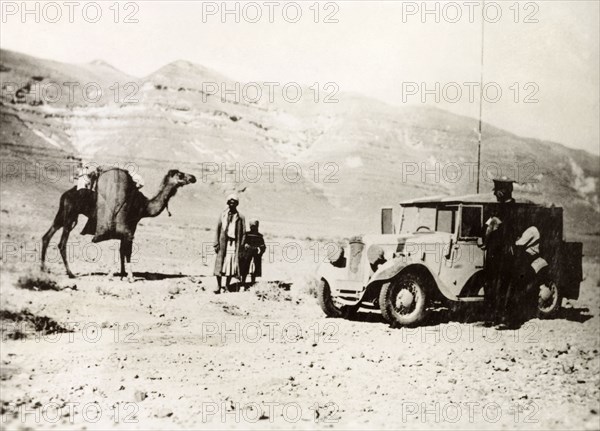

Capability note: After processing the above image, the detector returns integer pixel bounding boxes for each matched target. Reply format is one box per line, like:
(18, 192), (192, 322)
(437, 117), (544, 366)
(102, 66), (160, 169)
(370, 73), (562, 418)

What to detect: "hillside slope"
(1, 48), (598, 245)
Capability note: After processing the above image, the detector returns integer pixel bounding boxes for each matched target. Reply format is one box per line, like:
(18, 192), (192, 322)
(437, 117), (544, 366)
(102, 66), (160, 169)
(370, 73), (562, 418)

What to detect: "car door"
(438, 205), (485, 298)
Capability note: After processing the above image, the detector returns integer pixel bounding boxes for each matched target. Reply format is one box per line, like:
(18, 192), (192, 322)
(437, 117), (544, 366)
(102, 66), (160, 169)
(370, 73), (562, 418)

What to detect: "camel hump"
(92, 168), (137, 243)
(97, 167), (134, 183)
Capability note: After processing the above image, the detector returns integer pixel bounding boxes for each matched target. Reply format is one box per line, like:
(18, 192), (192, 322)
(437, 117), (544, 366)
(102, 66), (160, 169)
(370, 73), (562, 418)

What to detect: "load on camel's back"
(88, 168), (146, 243)
(41, 168), (197, 281)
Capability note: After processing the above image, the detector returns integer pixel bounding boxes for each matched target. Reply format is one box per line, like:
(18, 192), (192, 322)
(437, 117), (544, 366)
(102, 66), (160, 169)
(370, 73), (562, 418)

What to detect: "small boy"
(240, 220), (266, 289)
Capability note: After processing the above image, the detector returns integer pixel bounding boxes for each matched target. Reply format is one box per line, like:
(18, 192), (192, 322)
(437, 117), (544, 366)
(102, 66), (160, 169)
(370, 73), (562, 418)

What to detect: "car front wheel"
(379, 273), (427, 326)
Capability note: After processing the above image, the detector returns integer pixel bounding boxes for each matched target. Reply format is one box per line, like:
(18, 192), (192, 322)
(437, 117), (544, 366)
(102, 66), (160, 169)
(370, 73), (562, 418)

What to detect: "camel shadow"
(224, 280), (292, 293)
(131, 272), (187, 281)
(78, 271), (110, 277)
(76, 272), (188, 281)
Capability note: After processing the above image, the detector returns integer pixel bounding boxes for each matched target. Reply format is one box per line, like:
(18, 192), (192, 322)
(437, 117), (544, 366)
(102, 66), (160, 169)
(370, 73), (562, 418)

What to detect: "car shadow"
(347, 311), (386, 324)
(416, 307), (489, 327)
(552, 306), (593, 323)
(344, 305), (485, 326)
(351, 305), (594, 329)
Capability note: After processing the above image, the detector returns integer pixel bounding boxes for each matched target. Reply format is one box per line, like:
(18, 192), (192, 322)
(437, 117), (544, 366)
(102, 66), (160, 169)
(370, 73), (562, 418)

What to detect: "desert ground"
(1, 198), (599, 431)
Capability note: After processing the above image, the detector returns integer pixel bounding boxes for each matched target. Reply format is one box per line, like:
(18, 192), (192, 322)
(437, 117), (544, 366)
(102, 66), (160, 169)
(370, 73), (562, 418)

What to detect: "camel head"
(142, 169), (196, 218)
(165, 169), (197, 189)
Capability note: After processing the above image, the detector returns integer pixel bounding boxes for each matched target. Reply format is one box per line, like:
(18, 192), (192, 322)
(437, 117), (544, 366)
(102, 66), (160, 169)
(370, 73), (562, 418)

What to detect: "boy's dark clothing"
(240, 232), (266, 278)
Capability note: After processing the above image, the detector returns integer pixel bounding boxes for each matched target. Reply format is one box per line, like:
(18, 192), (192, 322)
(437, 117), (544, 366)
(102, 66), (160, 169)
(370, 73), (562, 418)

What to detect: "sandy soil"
(1, 206), (599, 430)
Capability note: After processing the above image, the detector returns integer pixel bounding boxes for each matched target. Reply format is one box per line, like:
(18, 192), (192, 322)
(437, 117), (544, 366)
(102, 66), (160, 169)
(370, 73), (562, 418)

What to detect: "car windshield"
(399, 207), (437, 233)
(436, 208), (455, 233)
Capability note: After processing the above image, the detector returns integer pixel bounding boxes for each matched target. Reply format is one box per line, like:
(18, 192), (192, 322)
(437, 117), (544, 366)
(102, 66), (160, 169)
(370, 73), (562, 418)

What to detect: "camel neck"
(145, 181), (177, 217)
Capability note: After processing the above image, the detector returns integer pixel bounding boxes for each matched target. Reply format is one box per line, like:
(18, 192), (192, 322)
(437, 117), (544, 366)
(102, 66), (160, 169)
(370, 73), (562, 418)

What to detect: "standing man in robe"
(213, 193), (245, 293)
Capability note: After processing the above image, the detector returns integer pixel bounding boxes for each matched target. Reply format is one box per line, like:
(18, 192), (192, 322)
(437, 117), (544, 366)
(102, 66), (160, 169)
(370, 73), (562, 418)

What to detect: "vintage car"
(316, 194), (583, 326)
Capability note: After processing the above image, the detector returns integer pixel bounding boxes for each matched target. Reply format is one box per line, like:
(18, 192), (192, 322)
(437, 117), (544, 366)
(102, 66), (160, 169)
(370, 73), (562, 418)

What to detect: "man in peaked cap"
(482, 216), (514, 325)
(482, 175), (518, 326)
(492, 176), (516, 204)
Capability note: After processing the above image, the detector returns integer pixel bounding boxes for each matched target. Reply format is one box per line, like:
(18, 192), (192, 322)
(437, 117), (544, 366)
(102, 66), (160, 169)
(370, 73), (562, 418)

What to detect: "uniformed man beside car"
(482, 216), (514, 325)
(483, 176), (518, 326)
(492, 176), (516, 204)
(486, 176), (544, 327)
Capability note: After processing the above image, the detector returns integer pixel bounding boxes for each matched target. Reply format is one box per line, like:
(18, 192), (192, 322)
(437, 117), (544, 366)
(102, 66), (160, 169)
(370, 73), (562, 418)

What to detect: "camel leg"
(119, 241), (127, 278)
(42, 198), (70, 272)
(120, 240), (134, 283)
(41, 224), (60, 272)
(58, 227), (75, 278)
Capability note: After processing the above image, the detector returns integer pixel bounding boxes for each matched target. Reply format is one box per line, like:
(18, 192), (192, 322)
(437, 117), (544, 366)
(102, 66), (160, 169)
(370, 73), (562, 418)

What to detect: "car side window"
(460, 206), (483, 239)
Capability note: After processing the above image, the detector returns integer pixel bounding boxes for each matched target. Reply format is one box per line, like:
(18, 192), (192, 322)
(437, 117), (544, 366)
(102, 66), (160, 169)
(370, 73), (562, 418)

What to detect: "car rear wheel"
(379, 274), (427, 326)
(538, 280), (561, 318)
(317, 279), (343, 318)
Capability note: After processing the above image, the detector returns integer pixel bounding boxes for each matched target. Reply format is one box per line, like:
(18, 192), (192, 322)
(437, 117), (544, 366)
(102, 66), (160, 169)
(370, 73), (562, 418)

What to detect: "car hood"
(360, 234), (413, 246)
(401, 232), (453, 258)
(359, 232), (452, 247)
(403, 231), (453, 246)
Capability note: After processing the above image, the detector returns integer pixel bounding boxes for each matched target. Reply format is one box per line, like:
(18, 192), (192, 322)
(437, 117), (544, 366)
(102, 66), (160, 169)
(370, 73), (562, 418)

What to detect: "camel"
(41, 169), (196, 281)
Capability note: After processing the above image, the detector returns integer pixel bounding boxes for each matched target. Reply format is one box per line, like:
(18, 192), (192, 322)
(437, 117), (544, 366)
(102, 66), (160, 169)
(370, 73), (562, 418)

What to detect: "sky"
(1, 0), (599, 155)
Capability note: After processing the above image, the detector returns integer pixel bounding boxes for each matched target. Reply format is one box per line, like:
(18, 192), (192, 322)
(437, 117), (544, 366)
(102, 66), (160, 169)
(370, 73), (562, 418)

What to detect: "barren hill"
(1, 48), (598, 249)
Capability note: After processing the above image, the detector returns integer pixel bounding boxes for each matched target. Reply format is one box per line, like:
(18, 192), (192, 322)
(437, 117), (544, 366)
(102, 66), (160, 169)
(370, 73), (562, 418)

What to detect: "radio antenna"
(476, 0), (485, 194)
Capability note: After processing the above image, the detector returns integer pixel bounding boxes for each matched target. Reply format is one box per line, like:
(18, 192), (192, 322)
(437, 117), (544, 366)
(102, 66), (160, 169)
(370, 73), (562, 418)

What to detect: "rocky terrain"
(0, 221), (599, 430)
